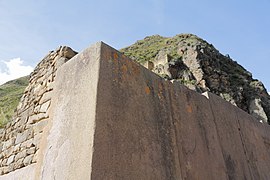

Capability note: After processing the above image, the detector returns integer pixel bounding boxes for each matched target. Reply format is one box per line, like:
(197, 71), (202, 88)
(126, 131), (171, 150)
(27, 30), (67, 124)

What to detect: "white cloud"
(0, 58), (33, 85)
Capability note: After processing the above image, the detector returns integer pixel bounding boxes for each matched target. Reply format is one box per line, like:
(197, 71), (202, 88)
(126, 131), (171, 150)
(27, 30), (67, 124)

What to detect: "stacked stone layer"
(0, 46), (77, 175)
(0, 42), (269, 179)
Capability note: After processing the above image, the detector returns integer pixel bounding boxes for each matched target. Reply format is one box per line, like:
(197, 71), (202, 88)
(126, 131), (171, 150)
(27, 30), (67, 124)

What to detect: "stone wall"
(121, 34), (270, 124)
(0, 46), (76, 175)
(39, 42), (270, 179)
(0, 42), (270, 179)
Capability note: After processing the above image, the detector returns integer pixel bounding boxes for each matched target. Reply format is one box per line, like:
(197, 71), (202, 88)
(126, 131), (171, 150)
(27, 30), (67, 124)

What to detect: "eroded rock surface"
(121, 34), (270, 123)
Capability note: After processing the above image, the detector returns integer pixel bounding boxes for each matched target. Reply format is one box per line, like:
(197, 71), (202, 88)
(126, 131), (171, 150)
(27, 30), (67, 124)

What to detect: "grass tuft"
(0, 76), (29, 128)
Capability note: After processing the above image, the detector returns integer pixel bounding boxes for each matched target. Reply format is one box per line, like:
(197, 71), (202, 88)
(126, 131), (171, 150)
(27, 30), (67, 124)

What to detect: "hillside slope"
(1, 34), (269, 126)
(121, 34), (270, 124)
(0, 76), (29, 127)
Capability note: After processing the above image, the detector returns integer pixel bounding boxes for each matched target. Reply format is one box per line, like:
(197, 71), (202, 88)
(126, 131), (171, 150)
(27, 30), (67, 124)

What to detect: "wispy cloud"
(0, 58), (33, 85)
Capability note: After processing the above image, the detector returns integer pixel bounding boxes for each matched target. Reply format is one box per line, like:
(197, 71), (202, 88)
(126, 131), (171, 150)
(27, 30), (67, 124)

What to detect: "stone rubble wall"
(0, 46), (77, 175)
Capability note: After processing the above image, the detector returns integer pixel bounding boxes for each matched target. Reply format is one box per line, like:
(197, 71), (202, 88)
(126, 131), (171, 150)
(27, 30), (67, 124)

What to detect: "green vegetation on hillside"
(120, 34), (211, 64)
(121, 33), (270, 123)
(0, 76), (29, 128)
(1, 33), (269, 126)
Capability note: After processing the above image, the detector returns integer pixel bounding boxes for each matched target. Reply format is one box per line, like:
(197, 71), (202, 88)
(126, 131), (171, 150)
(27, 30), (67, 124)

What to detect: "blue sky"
(0, 0), (269, 91)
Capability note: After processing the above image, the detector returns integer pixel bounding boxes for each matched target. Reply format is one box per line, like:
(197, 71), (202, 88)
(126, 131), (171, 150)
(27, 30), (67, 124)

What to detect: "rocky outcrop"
(0, 41), (270, 179)
(0, 46), (77, 175)
(121, 34), (270, 124)
(41, 42), (270, 179)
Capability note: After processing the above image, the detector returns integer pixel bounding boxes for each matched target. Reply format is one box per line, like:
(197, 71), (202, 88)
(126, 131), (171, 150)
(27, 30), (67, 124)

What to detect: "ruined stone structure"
(0, 42), (270, 179)
(0, 46), (77, 176)
(121, 34), (270, 124)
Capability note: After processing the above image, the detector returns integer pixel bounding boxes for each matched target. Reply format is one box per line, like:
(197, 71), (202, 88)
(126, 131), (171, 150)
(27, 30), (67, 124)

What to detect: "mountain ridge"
(120, 34), (270, 123)
(0, 33), (269, 126)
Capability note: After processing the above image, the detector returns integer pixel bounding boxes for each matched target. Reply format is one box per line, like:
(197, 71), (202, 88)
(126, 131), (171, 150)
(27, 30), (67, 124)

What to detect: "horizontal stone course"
(0, 46), (77, 175)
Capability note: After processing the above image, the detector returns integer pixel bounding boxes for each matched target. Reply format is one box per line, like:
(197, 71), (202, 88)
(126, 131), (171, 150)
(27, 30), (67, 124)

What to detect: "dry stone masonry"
(0, 46), (77, 175)
(0, 42), (270, 179)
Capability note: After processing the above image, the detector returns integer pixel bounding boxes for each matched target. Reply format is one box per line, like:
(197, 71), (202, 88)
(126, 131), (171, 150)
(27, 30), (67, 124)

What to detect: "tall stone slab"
(208, 92), (270, 179)
(90, 43), (229, 179)
(36, 42), (270, 179)
(38, 43), (101, 179)
(237, 108), (270, 179)
(92, 43), (180, 179)
(207, 92), (253, 179)
(1, 42), (270, 179)
(170, 86), (227, 179)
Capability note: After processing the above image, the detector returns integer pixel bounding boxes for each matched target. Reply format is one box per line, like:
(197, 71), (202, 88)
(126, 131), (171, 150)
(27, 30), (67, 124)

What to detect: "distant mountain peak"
(121, 34), (270, 124)
(1, 34), (270, 126)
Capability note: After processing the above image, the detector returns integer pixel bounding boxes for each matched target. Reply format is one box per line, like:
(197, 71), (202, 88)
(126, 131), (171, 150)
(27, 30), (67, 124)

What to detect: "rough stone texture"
(121, 34), (270, 124)
(40, 43), (101, 180)
(42, 42), (270, 179)
(0, 164), (36, 180)
(1, 42), (270, 179)
(0, 46), (77, 175)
